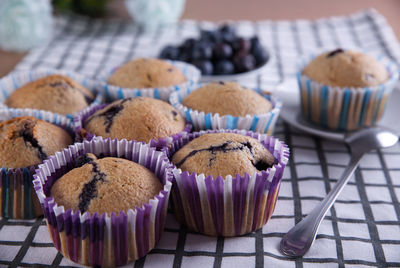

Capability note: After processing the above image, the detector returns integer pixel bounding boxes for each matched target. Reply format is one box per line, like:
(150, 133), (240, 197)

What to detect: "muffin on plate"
(172, 132), (276, 178)
(79, 97), (188, 143)
(169, 81), (281, 134)
(107, 58), (186, 88)
(33, 138), (173, 267)
(0, 113), (73, 219)
(51, 153), (162, 215)
(168, 130), (289, 237)
(5, 74), (95, 115)
(298, 48), (398, 131)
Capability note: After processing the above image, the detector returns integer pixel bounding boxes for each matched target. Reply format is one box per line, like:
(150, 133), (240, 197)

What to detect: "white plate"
(200, 58), (269, 82)
(276, 79), (400, 142)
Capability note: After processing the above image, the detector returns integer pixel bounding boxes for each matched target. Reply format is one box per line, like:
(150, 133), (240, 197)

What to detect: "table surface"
(1, 0), (400, 77)
(0, 7), (400, 267)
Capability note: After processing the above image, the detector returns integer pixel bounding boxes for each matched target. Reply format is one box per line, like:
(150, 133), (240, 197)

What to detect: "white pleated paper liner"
(0, 109), (75, 219)
(164, 129), (290, 237)
(297, 53), (399, 131)
(169, 85), (282, 135)
(33, 137), (173, 267)
(98, 60), (201, 102)
(73, 103), (193, 150)
(0, 68), (104, 122)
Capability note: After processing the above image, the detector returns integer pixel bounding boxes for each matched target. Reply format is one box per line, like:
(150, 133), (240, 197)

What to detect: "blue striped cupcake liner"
(169, 84), (282, 135)
(73, 103), (192, 150)
(298, 53), (399, 131)
(0, 68), (104, 122)
(98, 60), (201, 102)
(0, 109), (75, 219)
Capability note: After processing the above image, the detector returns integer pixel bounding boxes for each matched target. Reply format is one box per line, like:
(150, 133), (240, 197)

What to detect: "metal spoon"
(280, 127), (399, 257)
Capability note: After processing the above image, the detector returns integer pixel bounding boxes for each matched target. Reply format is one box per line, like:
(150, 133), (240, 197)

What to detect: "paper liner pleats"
(169, 85), (282, 135)
(73, 103), (192, 149)
(33, 138), (173, 267)
(0, 68), (104, 121)
(99, 60), (201, 102)
(0, 109), (74, 219)
(165, 129), (289, 237)
(297, 54), (399, 131)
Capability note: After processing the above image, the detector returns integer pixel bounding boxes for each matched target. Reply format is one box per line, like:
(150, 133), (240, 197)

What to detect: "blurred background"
(1, 0), (399, 76)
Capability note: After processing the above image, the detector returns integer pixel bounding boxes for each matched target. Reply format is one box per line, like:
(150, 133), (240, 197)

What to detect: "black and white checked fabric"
(1, 8), (400, 268)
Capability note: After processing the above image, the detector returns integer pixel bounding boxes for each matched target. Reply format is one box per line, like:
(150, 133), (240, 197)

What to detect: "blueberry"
(159, 45), (180, 60)
(182, 38), (196, 50)
(213, 43), (233, 59)
(214, 59), (235, 75)
(219, 24), (236, 43)
(200, 30), (220, 43)
(233, 54), (256, 73)
(192, 60), (214, 75)
(232, 38), (251, 52)
(191, 42), (213, 60)
(251, 41), (269, 66)
(219, 24), (236, 35)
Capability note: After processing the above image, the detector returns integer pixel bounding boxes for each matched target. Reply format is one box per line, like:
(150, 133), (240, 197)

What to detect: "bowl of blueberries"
(159, 24), (269, 82)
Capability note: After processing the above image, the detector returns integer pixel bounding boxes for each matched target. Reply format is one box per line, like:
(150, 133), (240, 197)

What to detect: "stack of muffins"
(0, 56), (293, 267)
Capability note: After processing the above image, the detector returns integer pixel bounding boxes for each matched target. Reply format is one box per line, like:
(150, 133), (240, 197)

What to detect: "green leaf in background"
(52, 0), (108, 17)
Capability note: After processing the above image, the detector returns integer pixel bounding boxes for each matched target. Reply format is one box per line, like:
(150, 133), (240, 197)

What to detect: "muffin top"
(182, 81), (272, 117)
(83, 97), (186, 142)
(107, 58), (186, 88)
(172, 133), (276, 178)
(5, 74), (94, 115)
(0, 116), (73, 168)
(302, 49), (389, 88)
(51, 153), (162, 215)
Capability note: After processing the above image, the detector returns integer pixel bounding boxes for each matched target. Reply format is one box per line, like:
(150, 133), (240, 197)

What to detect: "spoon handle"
(280, 151), (364, 257)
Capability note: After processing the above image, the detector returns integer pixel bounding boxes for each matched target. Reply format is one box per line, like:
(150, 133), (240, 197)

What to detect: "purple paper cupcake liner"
(33, 137), (173, 267)
(73, 103), (192, 150)
(0, 68), (104, 122)
(165, 129), (289, 237)
(98, 60), (201, 102)
(0, 109), (75, 219)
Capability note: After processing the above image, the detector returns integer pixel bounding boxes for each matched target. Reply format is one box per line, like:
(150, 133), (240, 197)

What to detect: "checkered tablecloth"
(1, 8), (400, 268)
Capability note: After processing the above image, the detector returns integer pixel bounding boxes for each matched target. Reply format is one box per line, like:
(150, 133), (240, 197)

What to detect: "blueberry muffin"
(182, 81), (272, 117)
(51, 153), (162, 215)
(5, 74), (95, 115)
(107, 58), (186, 88)
(0, 116), (73, 168)
(302, 49), (389, 88)
(83, 97), (186, 142)
(172, 133), (275, 178)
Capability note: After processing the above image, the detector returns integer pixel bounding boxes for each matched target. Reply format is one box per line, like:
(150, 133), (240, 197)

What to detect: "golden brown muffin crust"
(5, 74), (94, 115)
(107, 58), (186, 88)
(51, 153), (163, 215)
(302, 49), (389, 88)
(84, 97), (186, 142)
(172, 133), (275, 178)
(0, 116), (73, 168)
(182, 81), (272, 117)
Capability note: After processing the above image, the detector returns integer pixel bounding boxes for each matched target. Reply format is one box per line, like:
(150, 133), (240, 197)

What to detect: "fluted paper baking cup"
(0, 109), (74, 219)
(0, 68), (104, 122)
(169, 85), (282, 135)
(99, 60), (201, 102)
(165, 129), (289, 237)
(297, 54), (399, 131)
(73, 103), (192, 149)
(33, 137), (173, 267)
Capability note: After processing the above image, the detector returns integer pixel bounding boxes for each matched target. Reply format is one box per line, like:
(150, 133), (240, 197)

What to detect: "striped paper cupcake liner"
(164, 129), (289, 237)
(0, 109), (74, 219)
(169, 85), (282, 135)
(33, 137), (173, 267)
(73, 103), (192, 150)
(0, 68), (104, 122)
(297, 53), (399, 131)
(98, 60), (201, 102)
